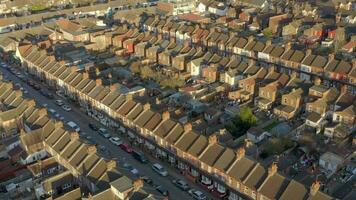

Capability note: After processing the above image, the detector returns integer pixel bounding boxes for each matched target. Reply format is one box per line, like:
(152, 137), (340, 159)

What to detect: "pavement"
(0, 65), (218, 200)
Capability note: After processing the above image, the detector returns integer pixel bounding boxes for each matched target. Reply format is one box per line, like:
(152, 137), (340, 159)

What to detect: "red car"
(120, 143), (133, 153)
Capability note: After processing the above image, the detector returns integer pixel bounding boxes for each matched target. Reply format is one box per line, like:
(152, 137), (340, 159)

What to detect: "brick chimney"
(248, 35), (254, 43)
(70, 66), (77, 73)
(155, 97), (161, 105)
(106, 160), (117, 170)
(87, 145), (97, 154)
(184, 122), (192, 132)
(70, 132), (79, 141)
(95, 79), (102, 86)
(49, 55), (56, 61)
(15, 90), (23, 97)
(110, 84), (117, 92)
(236, 147), (245, 160)
(285, 42), (292, 50)
(310, 181), (320, 196)
(306, 49), (312, 56)
(133, 178), (144, 191)
(82, 72), (89, 79)
(143, 103), (151, 110)
(328, 53), (335, 61)
(38, 108), (48, 117)
(162, 111), (170, 121)
(54, 121), (63, 129)
(352, 59), (356, 68)
(266, 39), (272, 46)
(248, 59), (256, 67)
(27, 99), (36, 107)
(126, 94), (133, 101)
(268, 162), (278, 176)
(208, 134), (217, 145)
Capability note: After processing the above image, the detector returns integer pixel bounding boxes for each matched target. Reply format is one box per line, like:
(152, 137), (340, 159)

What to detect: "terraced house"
(0, 78), (162, 199)
(15, 42), (334, 200)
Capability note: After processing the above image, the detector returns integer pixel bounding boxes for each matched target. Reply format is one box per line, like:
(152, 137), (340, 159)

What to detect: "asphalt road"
(0, 66), (218, 200)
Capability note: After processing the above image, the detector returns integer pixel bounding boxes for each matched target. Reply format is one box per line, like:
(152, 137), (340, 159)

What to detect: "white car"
(109, 137), (122, 146)
(55, 99), (64, 106)
(189, 189), (207, 200)
(62, 105), (71, 111)
(152, 163), (168, 176)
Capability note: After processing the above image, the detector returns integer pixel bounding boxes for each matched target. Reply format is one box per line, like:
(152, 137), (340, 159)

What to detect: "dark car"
(155, 185), (169, 196)
(172, 179), (190, 191)
(88, 123), (99, 131)
(141, 176), (153, 185)
(132, 150), (148, 163)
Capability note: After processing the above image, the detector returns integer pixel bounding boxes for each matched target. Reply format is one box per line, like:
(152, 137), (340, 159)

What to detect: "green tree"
(140, 66), (154, 79)
(238, 107), (257, 130)
(262, 28), (273, 38)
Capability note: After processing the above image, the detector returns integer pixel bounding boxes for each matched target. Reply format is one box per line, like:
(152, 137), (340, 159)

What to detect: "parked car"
(67, 121), (80, 132)
(98, 128), (110, 138)
(55, 99), (64, 106)
(141, 176), (153, 185)
(189, 189), (206, 200)
(172, 179), (190, 191)
(33, 84), (41, 90)
(109, 137), (122, 146)
(88, 123), (99, 131)
(119, 143), (133, 153)
(132, 150), (148, 163)
(62, 104), (71, 111)
(152, 163), (168, 176)
(155, 185), (169, 196)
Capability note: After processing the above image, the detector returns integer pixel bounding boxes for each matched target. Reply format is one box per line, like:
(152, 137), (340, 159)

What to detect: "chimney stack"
(38, 108), (48, 117)
(83, 72), (89, 79)
(70, 66), (77, 73)
(110, 84), (117, 92)
(162, 111), (170, 121)
(184, 122), (192, 132)
(133, 178), (144, 191)
(126, 94), (133, 101)
(248, 35), (254, 43)
(54, 121), (63, 129)
(87, 145), (97, 154)
(95, 79), (102, 86)
(15, 90), (23, 97)
(143, 103), (151, 110)
(328, 54), (335, 61)
(70, 132), (79, 141)
(310, 181), (321, 196)
(236, 147), (245, 160)
(208, 134), (217, 145)
(106, 160), (117, 170)
(266, 39), (272, 46)
(27, 99), (36, 107)
(268, 162), (278, 176)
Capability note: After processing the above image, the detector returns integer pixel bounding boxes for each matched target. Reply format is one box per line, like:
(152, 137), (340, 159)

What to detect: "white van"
(67, 121), (80, 132)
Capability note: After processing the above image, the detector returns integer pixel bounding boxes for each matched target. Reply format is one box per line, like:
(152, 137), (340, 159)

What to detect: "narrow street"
(0, 66), (218, 200)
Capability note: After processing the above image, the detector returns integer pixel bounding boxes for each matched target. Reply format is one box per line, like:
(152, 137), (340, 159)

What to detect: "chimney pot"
(70, 66), (77, 72)
(184, 123), (192, 132)
(27, 99), (36, 107)
(268, 162), (278, 176)
(54, 121), (63, 129)
(133, 178), (144, 191)
(162, 111), (170, 121)
(106, 160), (116, 170)
(236, 147), (245, 160)
(310, 181), (321, 196)
(96, 79), (102, 86)
(82, 72), (89, 79)
(208, 134), (217, 145)
(126, 94), (133, 101)
(70, 132), (79, 141)
(38, 108), (48, 117)
(143, 103), (151, 110)
(87, 145), (97, 154)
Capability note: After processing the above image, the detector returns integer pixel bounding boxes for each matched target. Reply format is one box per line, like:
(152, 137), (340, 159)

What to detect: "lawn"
(263, 120), (280, 132)
(31, 4), (48, 11)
